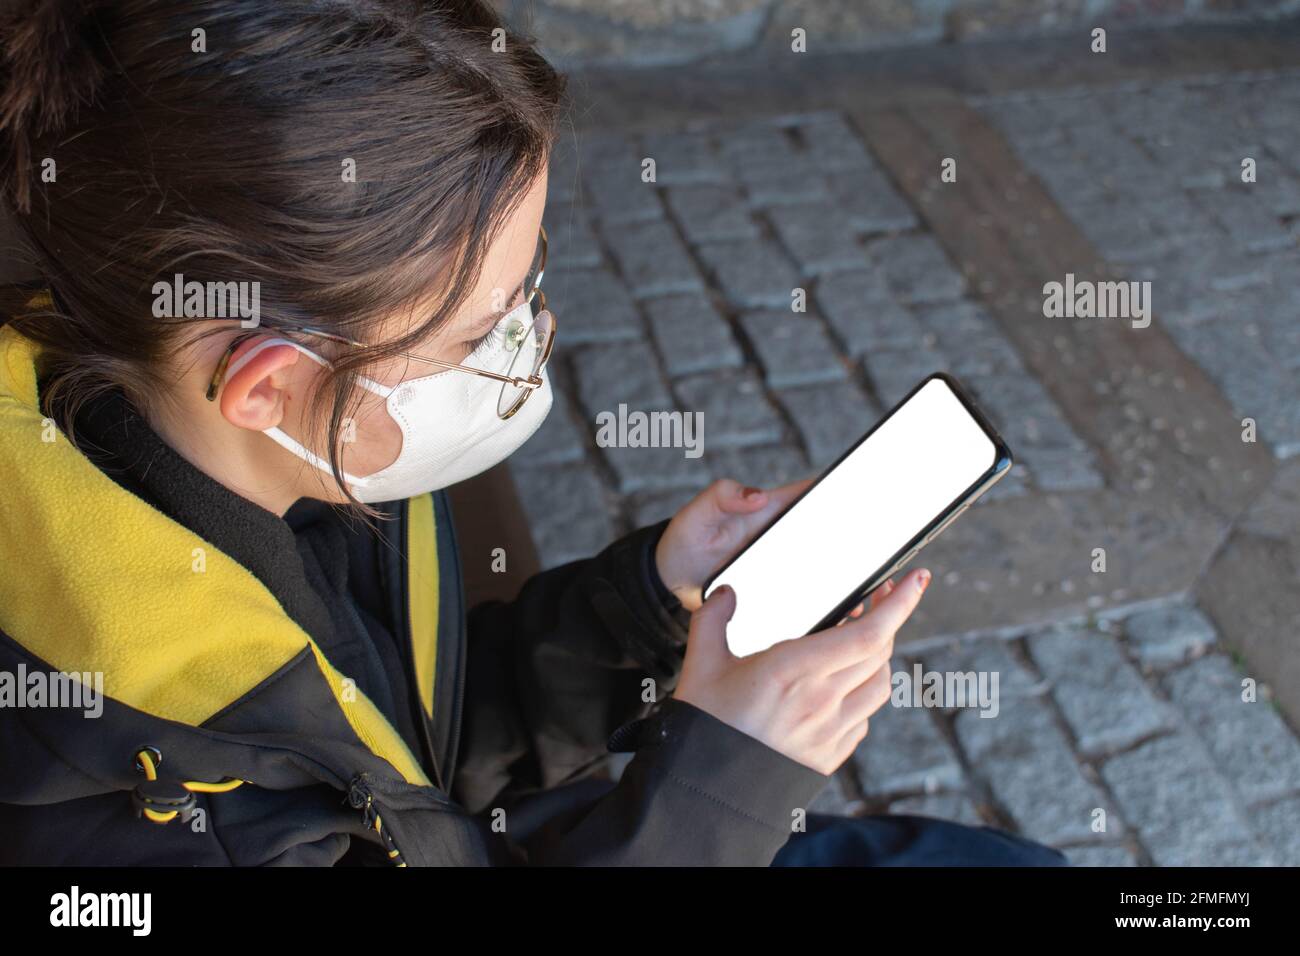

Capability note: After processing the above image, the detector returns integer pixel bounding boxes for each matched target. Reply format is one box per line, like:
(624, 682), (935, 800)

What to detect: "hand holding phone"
(674, 565), (931, 775)
(703, 373), (1012, 657)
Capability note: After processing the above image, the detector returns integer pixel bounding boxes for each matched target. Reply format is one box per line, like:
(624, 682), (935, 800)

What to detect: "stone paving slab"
(510, 460), (618, 567)
(1065, 845), (1140, 868)
(952, 692), (1117, 847)
(1249, 796), (1300, 867)
(1122, 605), (1219, 669)
(1161, 655), (1300, 807)
(775, 381), (880, 469)
(1198, 457), (1300, 733)
(1027, 627), (1177, 758)
(849, 699), (965, 800)
(1100, 733), (1268, 867)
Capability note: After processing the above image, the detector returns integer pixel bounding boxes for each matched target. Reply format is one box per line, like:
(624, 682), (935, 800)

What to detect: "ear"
(217, 338), (306, 431)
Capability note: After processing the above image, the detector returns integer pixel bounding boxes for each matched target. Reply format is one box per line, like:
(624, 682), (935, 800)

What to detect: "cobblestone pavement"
(515, 107), (1104, 563)
(508, 62), (1300, 864)
(978, 70), (1300, 457)
(811, 602), (1300, 867)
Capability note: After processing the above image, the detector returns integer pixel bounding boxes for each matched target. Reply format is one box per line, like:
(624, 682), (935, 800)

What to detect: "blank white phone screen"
(705, 377), (998, 657)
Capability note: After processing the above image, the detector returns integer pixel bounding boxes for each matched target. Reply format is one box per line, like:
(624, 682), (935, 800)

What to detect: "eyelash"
(467, 319), (506, 356)
(466, 284), (525, 354)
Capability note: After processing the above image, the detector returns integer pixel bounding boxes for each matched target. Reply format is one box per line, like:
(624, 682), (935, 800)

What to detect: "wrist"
(648, 522), (681, 609)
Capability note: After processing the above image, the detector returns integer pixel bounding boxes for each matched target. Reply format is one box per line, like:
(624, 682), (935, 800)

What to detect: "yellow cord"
(135, 750), (406, 864)
(185, 778), (246, 793)
(135, 749), (248, 825)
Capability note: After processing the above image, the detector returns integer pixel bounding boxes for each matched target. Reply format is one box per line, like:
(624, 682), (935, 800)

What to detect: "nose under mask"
(223, 301), (552, 502)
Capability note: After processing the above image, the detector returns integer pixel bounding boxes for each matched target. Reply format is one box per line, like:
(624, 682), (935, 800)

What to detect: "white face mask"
(225, 298), (552, 502)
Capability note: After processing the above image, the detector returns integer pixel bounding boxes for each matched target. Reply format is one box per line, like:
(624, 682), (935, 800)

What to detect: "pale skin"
(142, 161), (930, 777)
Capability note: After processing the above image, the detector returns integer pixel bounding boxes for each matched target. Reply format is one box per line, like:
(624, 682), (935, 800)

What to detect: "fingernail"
(742, 486), (763, 500)
(714, 584), (733, 598)
(882, 580), (895, 595)
(916, 569), (931, 592)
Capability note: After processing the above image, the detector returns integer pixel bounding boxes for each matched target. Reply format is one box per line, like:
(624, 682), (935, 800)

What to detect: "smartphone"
(702, 372), (1012, 657)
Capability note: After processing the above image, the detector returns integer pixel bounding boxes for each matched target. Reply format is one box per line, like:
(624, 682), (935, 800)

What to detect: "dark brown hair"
(0, 0), (565, 509)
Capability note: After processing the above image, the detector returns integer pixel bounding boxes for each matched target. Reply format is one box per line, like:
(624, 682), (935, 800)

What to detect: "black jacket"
(0, 324), (829, 865)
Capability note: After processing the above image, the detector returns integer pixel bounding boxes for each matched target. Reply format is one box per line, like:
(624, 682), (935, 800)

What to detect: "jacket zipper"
(346, 774), (407, 865)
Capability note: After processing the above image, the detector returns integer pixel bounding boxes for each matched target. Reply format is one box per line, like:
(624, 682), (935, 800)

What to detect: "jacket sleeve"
(526, 696), (831, 866)
(454, 518), (692, 809)
(454, 519), (831, 866)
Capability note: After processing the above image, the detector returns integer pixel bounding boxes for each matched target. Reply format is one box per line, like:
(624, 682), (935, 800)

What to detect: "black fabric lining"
(291, 497), (425, 762)
(431, 490), (464, 786)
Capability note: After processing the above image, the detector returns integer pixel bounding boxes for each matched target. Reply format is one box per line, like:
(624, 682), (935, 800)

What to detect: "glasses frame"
(205, 225), (555, 420)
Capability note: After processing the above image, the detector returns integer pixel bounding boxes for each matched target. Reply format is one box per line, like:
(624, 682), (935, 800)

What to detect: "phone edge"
(703, 371), (1014, 654)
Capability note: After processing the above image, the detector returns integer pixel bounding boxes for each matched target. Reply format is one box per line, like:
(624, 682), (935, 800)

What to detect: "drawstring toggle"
(132, 779), (198, 824)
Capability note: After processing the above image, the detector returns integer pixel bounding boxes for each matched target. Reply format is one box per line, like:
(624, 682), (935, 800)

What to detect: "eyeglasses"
(206, 225), (555, 420)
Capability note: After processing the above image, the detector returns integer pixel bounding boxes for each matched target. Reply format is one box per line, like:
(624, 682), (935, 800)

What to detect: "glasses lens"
(498, 307), (553, 418)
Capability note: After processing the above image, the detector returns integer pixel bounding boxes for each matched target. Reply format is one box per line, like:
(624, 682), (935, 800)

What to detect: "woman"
(0, 0), (1063, 866)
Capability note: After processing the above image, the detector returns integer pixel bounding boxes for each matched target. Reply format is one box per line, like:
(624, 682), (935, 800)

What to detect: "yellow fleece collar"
(0, 324), (428, 785)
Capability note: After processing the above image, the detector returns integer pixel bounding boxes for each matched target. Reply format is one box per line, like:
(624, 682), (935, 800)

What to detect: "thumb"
(687, 583), (738, 664)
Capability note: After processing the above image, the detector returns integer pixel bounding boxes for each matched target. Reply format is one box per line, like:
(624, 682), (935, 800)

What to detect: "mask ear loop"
(222, 336), (375, 489)
(223, 336), (323, 380)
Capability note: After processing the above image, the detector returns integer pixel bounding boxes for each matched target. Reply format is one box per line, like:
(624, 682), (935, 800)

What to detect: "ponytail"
(0, 0), (109, 213)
